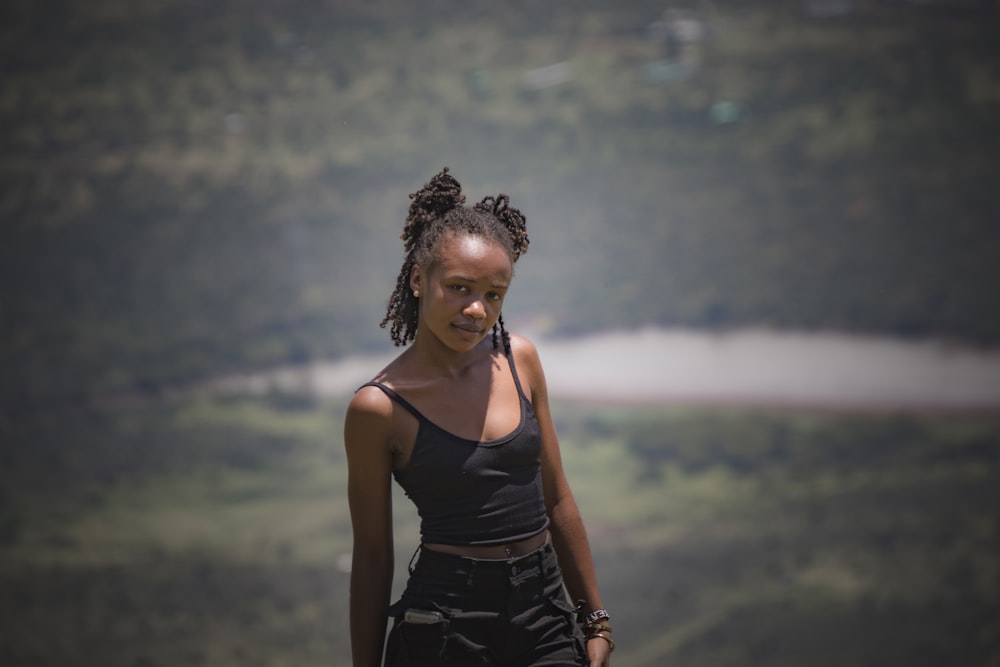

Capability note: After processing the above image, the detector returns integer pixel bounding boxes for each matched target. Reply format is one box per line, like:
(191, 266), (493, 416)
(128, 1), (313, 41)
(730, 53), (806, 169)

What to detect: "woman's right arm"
(344, 387), (396, 667)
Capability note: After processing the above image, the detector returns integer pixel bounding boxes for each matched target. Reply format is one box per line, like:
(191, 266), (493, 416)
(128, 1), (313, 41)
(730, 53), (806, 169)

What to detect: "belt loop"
(536, 541), (549, 573)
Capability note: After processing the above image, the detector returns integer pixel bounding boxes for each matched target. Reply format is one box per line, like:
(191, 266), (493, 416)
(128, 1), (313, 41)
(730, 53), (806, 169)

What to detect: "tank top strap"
(357, 382), (428, 423)
(504, 343), (530, 404)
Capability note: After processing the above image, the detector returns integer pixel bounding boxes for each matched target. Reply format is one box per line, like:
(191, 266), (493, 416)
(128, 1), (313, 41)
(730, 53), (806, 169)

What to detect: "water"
(208, 328), (1000, 411)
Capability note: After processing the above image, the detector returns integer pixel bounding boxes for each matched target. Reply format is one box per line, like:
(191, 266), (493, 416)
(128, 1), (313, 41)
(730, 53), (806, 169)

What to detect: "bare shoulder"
(509, 332), (541, 365)
(346, 349), (411, 419)
(344, 384), (396, 455)
(509, 333), (548, 392)
(347, 383), (394, 418)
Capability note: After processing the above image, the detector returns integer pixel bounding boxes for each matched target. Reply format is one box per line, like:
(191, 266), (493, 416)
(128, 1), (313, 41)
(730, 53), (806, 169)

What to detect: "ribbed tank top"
(359, 348), (550, 546)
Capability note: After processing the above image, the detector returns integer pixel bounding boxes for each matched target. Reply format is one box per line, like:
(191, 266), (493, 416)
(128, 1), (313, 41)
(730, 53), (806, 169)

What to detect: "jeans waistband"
(410, 539), (557, 579)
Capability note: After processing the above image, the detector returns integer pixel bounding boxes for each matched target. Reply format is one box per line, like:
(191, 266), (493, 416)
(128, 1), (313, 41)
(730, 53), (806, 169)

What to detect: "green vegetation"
(2, 396), (998, 666)
(2, 1), (999, 664)
(3, 0), (1000, 408)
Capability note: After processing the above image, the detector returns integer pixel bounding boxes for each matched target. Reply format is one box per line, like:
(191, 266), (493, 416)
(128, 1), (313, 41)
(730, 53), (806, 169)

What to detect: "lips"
(452, 322), (483, 336)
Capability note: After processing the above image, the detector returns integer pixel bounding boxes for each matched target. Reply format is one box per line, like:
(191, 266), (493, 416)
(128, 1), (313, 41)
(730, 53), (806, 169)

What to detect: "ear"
(409, 263), (423, 296)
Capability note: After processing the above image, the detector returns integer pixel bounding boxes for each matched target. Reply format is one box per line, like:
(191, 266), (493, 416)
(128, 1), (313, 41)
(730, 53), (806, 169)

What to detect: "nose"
(464, 298), (486, 320)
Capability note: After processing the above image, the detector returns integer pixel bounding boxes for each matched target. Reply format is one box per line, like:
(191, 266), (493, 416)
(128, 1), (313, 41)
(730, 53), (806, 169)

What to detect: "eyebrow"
(449, 275), (509, 290)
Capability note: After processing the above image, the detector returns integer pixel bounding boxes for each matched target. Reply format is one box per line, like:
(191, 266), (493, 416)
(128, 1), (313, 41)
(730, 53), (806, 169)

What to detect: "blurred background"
(2, 0), (999, 665)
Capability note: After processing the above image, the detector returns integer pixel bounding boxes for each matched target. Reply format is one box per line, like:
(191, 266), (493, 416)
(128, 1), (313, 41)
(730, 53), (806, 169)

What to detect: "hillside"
(2, 394), (998, 666)
(2, 4), (1000, 663)
(3, 0), (1000, 408)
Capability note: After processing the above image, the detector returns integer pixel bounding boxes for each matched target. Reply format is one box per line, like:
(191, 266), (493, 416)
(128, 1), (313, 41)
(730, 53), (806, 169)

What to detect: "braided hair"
(380, 167), (529, 351)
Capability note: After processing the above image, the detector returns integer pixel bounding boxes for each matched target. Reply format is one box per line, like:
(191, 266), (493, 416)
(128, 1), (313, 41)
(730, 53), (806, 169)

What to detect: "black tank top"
(360, 348), (550, 546)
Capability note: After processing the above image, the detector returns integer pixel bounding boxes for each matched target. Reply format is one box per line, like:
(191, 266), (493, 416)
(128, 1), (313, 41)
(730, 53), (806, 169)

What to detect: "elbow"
(350, 550), (394, 608)
(352, 543), (394, 577)
(544, 481), (579, 517)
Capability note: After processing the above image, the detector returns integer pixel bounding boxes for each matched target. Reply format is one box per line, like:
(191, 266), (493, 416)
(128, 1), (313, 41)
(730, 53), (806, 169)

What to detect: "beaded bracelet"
(585, 608), (611, 624)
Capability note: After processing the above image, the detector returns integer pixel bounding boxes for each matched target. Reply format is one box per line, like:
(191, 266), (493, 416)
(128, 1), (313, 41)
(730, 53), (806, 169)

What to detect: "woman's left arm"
(512, 335), (612, 666)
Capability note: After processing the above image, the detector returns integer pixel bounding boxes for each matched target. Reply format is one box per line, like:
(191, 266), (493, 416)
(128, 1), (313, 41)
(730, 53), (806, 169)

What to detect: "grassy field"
(2, 394), (998, 666)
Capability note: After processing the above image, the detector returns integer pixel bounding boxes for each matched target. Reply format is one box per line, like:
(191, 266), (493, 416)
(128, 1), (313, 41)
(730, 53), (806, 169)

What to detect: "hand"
(586, 635), (612, 667)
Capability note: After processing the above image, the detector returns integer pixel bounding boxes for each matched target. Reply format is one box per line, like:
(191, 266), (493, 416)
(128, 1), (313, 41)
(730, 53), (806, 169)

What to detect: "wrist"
(584, 608), (610, 625)
(586, 630), (616, 653)
(578, 605), (615, 653)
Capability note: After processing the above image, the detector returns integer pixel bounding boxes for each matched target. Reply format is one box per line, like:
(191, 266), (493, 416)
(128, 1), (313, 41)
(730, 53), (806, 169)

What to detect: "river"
(205, 327), (1000, 411)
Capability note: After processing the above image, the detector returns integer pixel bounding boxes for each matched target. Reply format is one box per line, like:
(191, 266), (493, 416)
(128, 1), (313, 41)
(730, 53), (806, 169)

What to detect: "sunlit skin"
(409, 233), (512, 359)
(344, 232), (610, 667)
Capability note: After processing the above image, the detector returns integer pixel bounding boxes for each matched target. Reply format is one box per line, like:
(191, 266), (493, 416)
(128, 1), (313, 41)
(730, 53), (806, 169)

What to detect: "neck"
(409, 333), (491, 380)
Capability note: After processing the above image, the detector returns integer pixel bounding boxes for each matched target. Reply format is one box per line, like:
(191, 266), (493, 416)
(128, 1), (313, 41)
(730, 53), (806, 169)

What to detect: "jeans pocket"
(542, 591), (589, 666)
(542, 581), (578, 619)
(385, 604), (451, 667)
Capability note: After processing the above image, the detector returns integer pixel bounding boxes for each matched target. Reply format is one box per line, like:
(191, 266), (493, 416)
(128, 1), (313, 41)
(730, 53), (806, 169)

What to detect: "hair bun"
(475, 193), (529, 260)
(403, 167), (465, 251)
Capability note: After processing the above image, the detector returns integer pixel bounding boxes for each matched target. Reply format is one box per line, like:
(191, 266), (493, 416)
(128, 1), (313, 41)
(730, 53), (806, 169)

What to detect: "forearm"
(548, 493), (604, 614)
(549, 496), (614, 665)
(349, 558), (393, 667)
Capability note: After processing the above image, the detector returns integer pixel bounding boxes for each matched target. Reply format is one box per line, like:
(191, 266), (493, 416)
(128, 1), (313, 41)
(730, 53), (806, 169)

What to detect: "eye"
(488, 292), (504, 302)
(450, 284), (469, 294)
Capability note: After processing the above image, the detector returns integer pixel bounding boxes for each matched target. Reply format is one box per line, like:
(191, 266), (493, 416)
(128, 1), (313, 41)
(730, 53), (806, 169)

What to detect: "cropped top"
(360, 349), (550, 546)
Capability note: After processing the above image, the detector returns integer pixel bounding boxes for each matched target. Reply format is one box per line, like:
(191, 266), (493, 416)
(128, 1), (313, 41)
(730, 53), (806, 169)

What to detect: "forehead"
(433, 233), (513, 281)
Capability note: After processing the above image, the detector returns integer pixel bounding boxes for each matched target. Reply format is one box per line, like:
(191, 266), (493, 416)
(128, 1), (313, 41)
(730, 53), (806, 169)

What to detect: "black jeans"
(384, 542), (588, 666)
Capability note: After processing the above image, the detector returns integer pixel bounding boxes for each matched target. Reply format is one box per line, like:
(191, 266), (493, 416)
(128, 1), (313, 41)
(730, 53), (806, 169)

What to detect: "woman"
(345, 167), (612, 666)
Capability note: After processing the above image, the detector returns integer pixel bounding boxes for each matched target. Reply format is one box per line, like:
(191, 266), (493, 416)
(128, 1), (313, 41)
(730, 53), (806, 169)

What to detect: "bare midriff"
(423, 530), (550, 561)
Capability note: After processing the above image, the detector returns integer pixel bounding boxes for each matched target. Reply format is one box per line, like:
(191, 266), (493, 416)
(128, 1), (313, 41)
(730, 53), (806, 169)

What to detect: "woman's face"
(410, 232), (514, 352)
